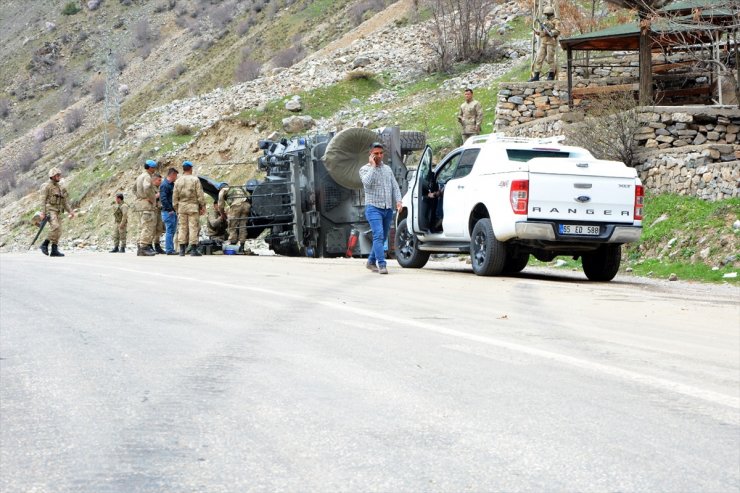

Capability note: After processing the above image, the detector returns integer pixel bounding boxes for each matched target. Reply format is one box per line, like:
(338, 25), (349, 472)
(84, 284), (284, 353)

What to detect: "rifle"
(29, 215), (49, 248)
(537, 18), (554, 38)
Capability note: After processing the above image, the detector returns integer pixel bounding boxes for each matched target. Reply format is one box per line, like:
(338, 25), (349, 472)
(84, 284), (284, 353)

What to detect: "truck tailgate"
(527, 158), (637, 223)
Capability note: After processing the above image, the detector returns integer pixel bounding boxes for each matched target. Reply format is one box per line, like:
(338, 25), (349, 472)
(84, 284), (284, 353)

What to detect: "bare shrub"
(345, 69), (375, 81)
(61, 159), (78, 173)
(174, 123), (193, 135)
(0, 166), (18, 197)
(565, 91), (643, 167)
(64, 108), (85, 133)
(14, 178), (36, 200)
(84, 59), (95, 72)
(350, 0), (384, 26)
(209, 4), (233, 29)
(115, 52), (127, 71)
(426, 0), (496, 71)
(90, 76), (106, 102)
(168, 63), (187, 79)
(134, 19), (158, 48)
(0, 98), (10, 119)
(34, 123), (55, 142)
(236, 19), (253, 36)
(235, 57), (262, 82)
(18, 143), (43, 173)
(270, 44), (305, 69)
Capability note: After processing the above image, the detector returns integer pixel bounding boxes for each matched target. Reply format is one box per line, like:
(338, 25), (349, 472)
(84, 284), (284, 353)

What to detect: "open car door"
(412, 145), (433, 233)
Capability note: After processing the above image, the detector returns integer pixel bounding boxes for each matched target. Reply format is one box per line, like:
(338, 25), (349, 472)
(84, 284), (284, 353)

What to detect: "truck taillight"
(634, 185), (644, 220)
(510, 180), (529, 215)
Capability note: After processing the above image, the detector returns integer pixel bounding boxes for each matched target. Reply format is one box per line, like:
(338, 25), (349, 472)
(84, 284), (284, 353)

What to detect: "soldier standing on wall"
(529, 6), (561, 81)
(172, 160), (206, 256)
(457, 88), (483, 142)
(39, 167), (75, 257)
(110, 193), (128, 253)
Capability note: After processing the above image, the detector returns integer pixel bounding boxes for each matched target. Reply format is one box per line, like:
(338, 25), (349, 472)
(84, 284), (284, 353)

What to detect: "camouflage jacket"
(173, 174), (206, 214)
(458, 100), (483, 134)
(41, 180), (72, 214)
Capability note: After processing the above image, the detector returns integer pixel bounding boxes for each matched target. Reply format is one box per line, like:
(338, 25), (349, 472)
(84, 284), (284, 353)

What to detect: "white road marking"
(70, 262), (740, 411)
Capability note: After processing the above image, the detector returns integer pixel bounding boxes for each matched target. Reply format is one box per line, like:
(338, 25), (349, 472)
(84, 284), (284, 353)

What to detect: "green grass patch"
(158, 133), (195, 154)
(236, 77), (383, 132)
(499, 16), (532, 43)
(628, 259), (738, 284)
(67, 162), (117, 206)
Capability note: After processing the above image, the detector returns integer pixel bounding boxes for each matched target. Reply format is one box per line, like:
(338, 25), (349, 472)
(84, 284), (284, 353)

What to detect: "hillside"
(0, 0), (737, 282)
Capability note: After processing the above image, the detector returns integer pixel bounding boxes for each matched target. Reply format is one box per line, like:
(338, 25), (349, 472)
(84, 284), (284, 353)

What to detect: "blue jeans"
(365, 205), (394, 267)
(162, 211), (178, 253)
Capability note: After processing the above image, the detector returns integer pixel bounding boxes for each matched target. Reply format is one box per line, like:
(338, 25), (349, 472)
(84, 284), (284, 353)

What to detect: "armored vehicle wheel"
(470, 218), (506, 276)
(395, 219), (430, 268)
(582, 244), (621, 282)
(400, 131), (426, 153)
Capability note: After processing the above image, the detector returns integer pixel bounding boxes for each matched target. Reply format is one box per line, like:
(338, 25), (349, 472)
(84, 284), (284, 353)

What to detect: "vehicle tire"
(394, 219), (430, 268)
(400, 131), (426, 153)
(582, 244), (621, 282)
(502, 252), (529, 274)
(470, 218), (506, 276)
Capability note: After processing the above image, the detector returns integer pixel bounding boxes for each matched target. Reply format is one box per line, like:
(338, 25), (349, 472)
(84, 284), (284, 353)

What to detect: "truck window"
(453, 149), (480, 179)
(506, 149), (571, 162)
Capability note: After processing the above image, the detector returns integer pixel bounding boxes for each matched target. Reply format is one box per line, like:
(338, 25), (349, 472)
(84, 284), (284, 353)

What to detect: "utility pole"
(103, 38), (121, 152)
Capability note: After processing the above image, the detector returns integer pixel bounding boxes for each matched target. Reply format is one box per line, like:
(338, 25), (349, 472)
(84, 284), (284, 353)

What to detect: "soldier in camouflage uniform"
(39, 167), (75, 257)
(529, 6), (561, 81)
(134, 159), (159, 257)
(457, 88), (483, 142)
(206, 200), (227, 241)
(110, 193), (128, 253)
(151, 173), (165, 254)
(172, 160), (206, 256)
(217, 183), (252, 254)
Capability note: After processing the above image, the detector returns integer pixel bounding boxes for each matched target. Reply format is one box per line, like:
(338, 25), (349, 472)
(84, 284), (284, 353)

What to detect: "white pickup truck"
(394, 135), (644, 281)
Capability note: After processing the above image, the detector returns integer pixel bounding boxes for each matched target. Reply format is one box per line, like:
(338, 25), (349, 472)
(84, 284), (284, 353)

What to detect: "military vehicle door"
(412, 145), (433, 232)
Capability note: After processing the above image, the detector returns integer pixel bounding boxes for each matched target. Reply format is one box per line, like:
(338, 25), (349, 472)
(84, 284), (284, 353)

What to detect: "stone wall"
(498, 103), (740, 200)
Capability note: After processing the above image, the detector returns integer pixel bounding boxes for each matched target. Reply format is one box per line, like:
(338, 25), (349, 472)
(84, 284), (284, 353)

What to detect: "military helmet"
(543, 6), (555, 15)
(48, 167), (62, 178)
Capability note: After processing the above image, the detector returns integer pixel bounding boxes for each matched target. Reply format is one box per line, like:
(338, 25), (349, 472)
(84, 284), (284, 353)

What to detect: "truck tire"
(582, 244), (621, 282)
(400, 131), (426, 153)
(395, 219), (430, 268)
(470, 218), (506, 276)
(502, 252), (529, 274)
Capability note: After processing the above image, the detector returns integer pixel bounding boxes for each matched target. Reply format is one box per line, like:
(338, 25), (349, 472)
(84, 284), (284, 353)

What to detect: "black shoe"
(109, 245), (119, 253)
(137, 245), (155, 257)
(166, 251), (177, 255)
(190, 245), (202, 256)
(547, 71), (555, 80)
(120, 247), (125, 253)
(40, 240), (49, 256)
(179, 245), (186, 256)
(50, 244), (65, 257)
(154, 243), (165, 254)
(528, 72), (540, 82)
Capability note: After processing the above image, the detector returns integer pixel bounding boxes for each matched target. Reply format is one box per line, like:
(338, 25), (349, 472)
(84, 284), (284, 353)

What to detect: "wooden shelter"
(559, 0), (737, 106)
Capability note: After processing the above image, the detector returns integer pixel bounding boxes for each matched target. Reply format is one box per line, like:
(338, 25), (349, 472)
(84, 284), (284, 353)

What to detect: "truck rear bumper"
(515, 221), (641, 243)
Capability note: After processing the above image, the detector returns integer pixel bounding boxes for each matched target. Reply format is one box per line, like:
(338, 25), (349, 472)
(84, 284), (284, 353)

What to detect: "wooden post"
(638, 14), (653, 105)
(567, 47), (574, 108)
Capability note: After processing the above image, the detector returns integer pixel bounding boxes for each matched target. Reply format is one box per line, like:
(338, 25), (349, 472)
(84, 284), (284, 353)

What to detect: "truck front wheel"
(582, 244), (622, 281)
(470, 218), (506, 276)
(395, 219), (430, 268)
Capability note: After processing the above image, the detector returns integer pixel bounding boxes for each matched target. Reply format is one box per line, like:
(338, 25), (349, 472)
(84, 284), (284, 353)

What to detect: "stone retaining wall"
(498, 104), (740, 200)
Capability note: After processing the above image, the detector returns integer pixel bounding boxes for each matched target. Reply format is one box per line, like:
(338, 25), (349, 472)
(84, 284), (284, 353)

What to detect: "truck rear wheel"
(582, 244), (621, 281)
(395, 219), (430, 268)
(502, 251), (529, 274)
(470, 218), (506, 276)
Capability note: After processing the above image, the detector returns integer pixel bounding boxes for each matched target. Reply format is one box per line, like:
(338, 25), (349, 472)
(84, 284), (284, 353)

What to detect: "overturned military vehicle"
(200, 126), (425, 257)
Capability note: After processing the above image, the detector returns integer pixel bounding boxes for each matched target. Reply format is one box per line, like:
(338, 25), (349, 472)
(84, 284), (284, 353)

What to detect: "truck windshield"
(506, 149), (570, 162)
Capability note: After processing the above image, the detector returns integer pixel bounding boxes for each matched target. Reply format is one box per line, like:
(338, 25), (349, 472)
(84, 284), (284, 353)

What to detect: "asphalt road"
(1, 252), (738, 493)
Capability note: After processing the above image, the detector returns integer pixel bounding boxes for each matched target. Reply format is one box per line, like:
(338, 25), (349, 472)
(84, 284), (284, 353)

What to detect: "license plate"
(559, 224), (600, 235)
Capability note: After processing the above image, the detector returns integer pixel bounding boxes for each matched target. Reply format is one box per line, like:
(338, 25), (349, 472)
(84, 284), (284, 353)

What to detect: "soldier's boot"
(528, 72), (540, 82)
(154, 242), (165, 254)
(119, 246), (126, 253)
(238, 243), (244, 254)
(547, 72), (555, 80)
(109, 244), (119, 253)
(190, 245), (202, 256)
(179, 245), (186, 256)
(40, 240), (49, 256)
(138, 244), (155, 257)
(50, 244), (65, 257)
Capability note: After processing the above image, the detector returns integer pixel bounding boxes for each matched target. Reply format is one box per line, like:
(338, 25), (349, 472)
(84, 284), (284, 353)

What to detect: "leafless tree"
(426, 0), (497, 72)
